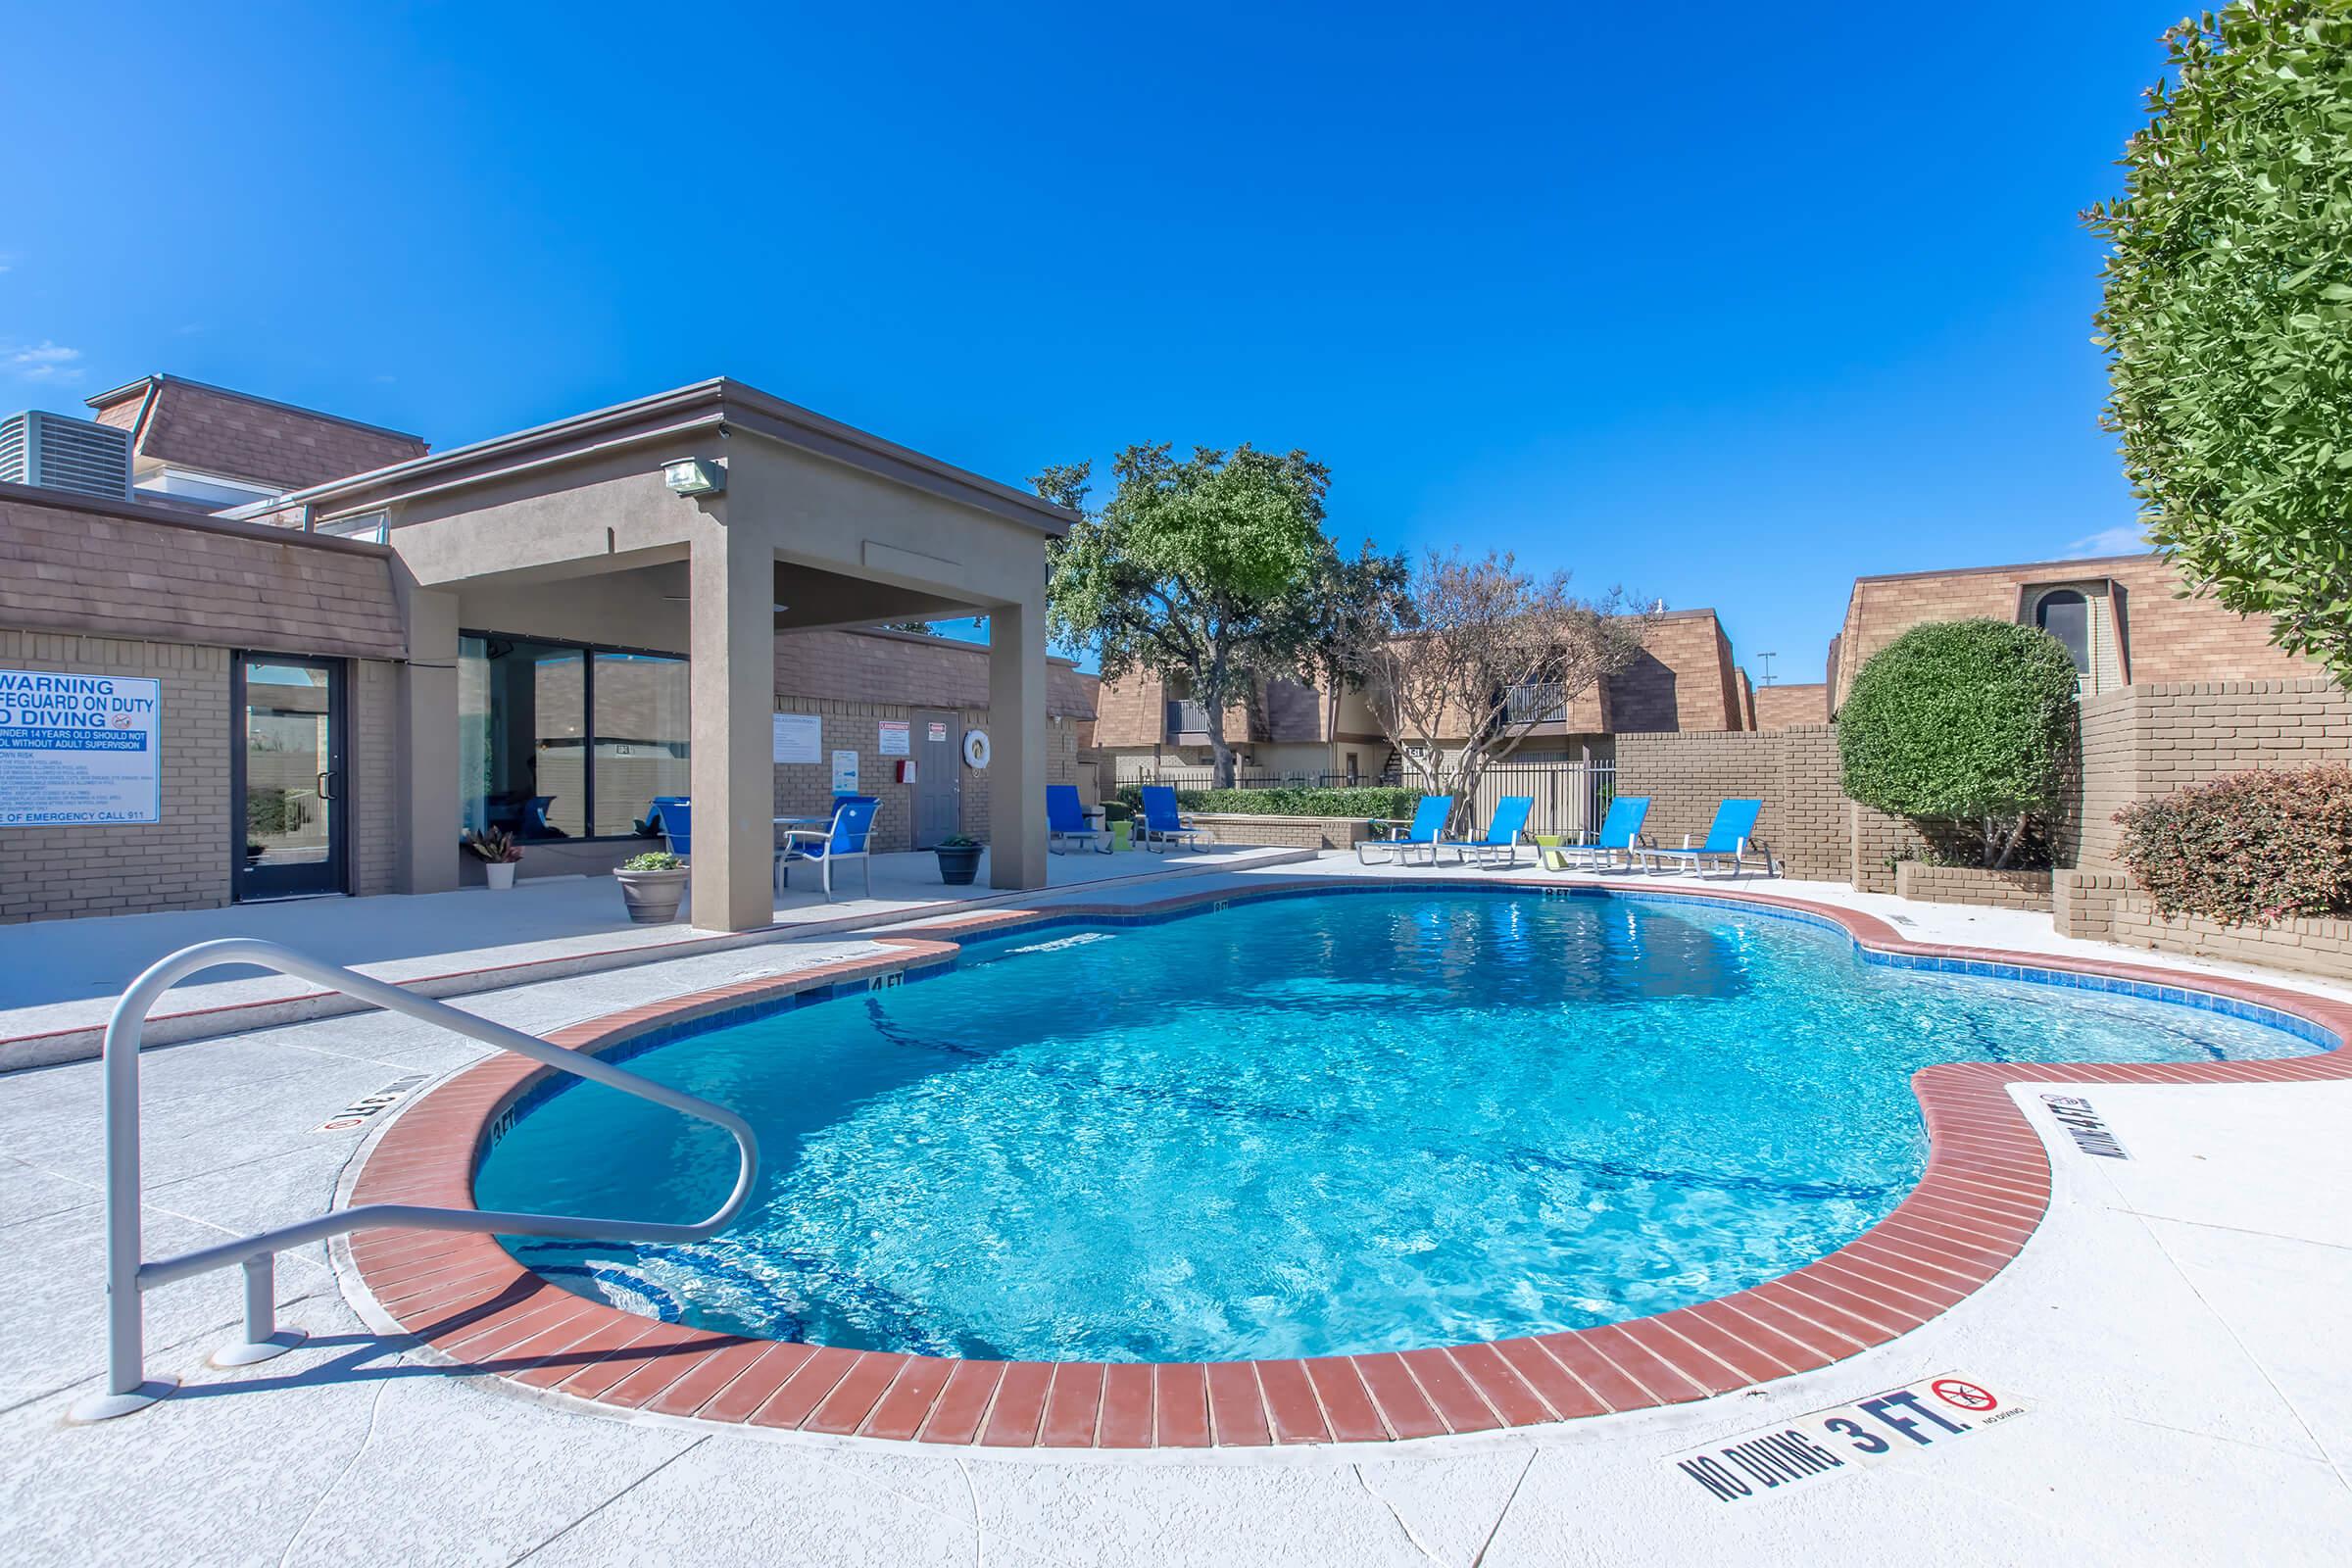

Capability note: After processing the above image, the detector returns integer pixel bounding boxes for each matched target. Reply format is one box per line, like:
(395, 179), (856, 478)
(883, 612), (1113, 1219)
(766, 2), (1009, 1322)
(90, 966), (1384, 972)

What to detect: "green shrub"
(245, 787), (309, 838)
(2116, 764), (2352, 926)
(1838, 619), (2080, 869)
(1113, 784), (1425, 820)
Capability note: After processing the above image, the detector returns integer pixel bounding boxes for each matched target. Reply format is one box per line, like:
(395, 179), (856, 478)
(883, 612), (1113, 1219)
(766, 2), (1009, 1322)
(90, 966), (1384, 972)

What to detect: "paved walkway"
(3, 859), (2347, 1565)
(0, 843), (1303, 1068)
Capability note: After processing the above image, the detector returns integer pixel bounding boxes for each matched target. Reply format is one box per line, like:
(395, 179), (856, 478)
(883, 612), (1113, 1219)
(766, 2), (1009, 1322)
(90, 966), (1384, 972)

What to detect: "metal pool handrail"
(71, 937), (760, 1422)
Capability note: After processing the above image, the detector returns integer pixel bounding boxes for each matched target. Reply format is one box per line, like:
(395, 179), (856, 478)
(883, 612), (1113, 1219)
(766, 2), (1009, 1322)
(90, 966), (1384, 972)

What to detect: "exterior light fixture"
(662, 457), (725, 497)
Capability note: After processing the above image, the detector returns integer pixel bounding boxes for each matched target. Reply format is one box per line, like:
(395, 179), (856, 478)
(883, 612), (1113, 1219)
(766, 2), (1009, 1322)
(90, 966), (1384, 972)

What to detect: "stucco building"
(1, 375), (1080, 929)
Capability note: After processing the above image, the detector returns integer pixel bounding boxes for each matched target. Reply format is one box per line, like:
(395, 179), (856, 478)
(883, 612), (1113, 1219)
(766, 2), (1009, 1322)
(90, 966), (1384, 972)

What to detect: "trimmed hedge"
(2116, 764), (2352, 927)
(1113, 784), (1424, 820)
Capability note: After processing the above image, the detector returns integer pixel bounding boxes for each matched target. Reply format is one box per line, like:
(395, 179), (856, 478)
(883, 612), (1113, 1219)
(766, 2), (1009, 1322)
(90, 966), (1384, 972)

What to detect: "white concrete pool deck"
(0, 842), (1308, 1069)
(3, 857), (2348, 1565)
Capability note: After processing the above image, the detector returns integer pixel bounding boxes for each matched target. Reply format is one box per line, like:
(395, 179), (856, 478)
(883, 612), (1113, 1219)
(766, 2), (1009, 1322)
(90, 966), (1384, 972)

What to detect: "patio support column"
(987, 597), (1049, 889)
(394, 584), (460, 894)
(688, 519), (777, 932)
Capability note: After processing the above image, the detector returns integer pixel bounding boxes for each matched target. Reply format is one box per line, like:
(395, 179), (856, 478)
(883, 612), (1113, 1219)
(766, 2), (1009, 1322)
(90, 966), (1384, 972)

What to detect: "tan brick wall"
(1833, 554), (2319, 710)
(0, 631), (232, 923)
(1186, 812), (1374, 850)
(1894, 863), (2053, 912)
(772, 627), (1095, 720)
(2053, 869), (2130, 941)
(1606, 611), (1743, 733)
(0, 489), (406, 659)
(1614, 722), (1845, 879)
(772, 694), (1076, 854)
(1849, 805), (1934, 894)
(1752, 684), (1828, 730)
(2070, 678), (2352, 872)
(2108, 896), (2352, 984)
(351, 659), (401, 896)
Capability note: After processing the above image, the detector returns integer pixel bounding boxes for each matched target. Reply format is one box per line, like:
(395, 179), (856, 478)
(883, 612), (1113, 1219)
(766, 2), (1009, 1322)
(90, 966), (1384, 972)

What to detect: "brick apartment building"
(1091, 607), (1755, 782)
(2, 374), (1083, 925)
(1828, 551), (2318, 710)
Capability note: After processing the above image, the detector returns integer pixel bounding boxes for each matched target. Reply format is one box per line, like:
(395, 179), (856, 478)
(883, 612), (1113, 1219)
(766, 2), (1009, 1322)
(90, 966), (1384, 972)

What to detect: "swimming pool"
(473, 888), (2314, 1364)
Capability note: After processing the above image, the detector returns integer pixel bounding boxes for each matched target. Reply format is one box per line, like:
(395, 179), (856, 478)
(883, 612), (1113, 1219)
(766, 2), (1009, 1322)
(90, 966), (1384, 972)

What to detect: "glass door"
(233, 655), (346, 901)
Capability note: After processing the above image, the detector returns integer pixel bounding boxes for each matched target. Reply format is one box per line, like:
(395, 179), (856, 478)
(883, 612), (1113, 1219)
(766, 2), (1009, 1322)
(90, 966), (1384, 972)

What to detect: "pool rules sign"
(0, 670), (164, 826)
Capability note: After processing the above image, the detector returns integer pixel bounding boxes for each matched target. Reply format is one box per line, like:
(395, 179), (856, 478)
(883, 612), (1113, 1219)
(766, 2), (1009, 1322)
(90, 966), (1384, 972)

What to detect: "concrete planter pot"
(484, 861), (518, 891)
(614, 866), (690, 923)
(935, 845), (983, 886)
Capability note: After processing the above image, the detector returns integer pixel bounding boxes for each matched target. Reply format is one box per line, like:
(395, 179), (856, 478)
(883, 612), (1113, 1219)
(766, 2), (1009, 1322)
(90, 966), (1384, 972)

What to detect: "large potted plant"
(934, 834), (983, 886)
(463, 827), (524, 890)
(614, 851), (690, 922)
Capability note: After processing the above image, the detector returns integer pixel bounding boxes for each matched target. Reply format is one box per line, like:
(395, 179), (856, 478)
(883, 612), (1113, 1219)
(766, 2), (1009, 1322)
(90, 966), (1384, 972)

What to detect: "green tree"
(2086, 2), (2352, 681)
(1040, 444), (1335, 785)
(1838, 620), (2082, 869)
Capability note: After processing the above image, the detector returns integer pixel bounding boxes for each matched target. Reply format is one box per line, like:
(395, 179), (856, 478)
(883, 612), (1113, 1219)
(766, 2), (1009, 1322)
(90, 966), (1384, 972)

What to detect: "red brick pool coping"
(345, 878), (2352, 1448)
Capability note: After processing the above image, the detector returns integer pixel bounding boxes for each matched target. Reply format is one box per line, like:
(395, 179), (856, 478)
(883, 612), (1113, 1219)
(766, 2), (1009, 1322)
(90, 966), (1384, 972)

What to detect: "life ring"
(962, 729), (991, 768)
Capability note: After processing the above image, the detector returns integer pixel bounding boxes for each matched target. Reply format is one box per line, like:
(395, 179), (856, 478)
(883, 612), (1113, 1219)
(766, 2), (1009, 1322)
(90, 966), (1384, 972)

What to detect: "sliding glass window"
(458, 634), (688, 842)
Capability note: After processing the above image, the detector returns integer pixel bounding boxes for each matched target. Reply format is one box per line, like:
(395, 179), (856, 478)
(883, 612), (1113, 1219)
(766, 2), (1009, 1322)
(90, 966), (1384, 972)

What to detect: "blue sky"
(2, 2), (2174, 683)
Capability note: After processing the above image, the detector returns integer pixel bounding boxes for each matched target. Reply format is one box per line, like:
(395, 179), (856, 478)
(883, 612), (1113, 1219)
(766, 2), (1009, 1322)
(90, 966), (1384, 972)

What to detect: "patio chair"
(1547, 795), (1651, 872)
(1047, 784), (1102, 855)
(636, 796), (689, 839)
(1639, 799), (1773, 878)
(776, 794), (880, 900)
(1136, 785), (1208, 853)
(1435, 795), (1535, 868)
(1355, 795), (1452, 864)
(657, 799), (692, 858)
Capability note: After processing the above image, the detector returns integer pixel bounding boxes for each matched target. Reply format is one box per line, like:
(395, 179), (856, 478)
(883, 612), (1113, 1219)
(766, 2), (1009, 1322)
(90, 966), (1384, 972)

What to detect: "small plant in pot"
(463, 827), (524, 890)
(934, 834), (983, 886)
(614, 850), (690, 923)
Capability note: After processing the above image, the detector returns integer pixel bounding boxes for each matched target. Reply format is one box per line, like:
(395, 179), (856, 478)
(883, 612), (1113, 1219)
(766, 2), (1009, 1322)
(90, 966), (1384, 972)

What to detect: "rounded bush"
(2116, 764), (2352, 926)
(1838, 620), (2080, 860)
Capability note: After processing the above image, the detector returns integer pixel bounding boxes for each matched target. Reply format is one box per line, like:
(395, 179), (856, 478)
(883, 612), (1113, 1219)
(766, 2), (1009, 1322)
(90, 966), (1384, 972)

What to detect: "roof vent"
(0, 410), (133, 501)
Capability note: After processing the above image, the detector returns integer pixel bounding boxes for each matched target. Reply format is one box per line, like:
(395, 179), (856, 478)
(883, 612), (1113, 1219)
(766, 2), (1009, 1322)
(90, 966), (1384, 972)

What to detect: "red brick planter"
(345, 880), (2352, 1448)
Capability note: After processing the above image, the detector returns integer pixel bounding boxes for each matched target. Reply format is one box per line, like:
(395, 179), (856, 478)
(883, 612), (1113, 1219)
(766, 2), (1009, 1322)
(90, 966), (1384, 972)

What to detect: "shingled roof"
(86, 374), (427, 494)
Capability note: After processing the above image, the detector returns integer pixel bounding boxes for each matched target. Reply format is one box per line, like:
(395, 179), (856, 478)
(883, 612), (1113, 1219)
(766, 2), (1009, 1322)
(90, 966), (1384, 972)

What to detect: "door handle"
(317, 771), (336, 801)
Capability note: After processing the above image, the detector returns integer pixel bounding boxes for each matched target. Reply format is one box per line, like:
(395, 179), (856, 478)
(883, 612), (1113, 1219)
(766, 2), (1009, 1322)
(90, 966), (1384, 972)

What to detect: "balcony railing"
(1505, 682), (1569, 725)
(1164, 699), (1210, 737)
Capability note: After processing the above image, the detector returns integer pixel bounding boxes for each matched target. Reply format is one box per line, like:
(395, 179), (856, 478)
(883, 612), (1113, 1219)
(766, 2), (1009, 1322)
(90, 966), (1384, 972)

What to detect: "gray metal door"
(913, 710), (960, 847)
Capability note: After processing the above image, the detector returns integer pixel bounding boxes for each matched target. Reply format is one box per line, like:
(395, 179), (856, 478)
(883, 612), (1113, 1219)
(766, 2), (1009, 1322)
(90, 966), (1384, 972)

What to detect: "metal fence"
(1108, 760), (1616, 839)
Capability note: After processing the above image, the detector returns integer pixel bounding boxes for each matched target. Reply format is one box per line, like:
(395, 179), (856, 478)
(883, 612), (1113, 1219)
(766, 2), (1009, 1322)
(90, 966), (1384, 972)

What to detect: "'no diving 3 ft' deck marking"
(313, 1075), (427, 1134)
(2038, 1094), (2131, 1159)
(1661, 1372), (2030, 1505)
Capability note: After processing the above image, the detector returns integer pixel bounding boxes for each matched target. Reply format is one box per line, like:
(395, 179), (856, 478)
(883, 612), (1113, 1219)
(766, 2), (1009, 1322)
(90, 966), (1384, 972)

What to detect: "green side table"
(1532, 832), (1570, 872)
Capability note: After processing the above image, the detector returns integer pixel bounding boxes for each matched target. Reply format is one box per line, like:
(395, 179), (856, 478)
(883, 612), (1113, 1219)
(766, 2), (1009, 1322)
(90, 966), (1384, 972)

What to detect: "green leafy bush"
(245, 787), (309, 838)
(2085, 5), (2352, 681)
(619, 851), (686, 871)
(2116, 763), (2352, 925)
(1114, 784), (1425, 820)
(1838, 619), (2081, 868)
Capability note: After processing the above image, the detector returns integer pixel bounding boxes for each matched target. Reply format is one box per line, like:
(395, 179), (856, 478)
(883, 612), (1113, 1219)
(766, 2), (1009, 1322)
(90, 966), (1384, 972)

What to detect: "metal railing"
(71, 938), (760, 1422)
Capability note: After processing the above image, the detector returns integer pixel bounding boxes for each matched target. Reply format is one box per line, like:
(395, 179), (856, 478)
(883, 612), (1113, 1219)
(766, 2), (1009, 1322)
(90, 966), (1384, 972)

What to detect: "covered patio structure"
(247, 380), (1073, 932)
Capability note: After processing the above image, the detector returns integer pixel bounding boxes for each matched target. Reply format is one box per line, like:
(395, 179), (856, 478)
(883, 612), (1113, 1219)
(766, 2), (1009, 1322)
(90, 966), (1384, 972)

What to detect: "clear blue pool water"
(475, 890), (2317, 1362)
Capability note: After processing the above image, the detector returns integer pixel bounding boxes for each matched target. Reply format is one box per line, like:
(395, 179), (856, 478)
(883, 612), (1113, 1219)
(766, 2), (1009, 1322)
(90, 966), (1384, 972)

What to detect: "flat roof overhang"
(226, 377), (1079, 539)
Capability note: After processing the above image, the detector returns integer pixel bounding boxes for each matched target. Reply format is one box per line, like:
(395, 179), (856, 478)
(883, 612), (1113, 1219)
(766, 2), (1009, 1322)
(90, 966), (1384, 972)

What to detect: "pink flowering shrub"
(2115, 764), (2352, 926)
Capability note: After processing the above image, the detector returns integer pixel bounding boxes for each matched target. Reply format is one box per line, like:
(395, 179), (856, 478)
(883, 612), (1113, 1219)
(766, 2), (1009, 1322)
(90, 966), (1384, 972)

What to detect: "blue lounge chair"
(1356, 795), (1452, 864)
(1437, 795), (1535, 868)
(1640, 799), (1772, 878)
(1549, 795), (1651, 872)
(637, 795), (689, 839)
(1047, 784), (1102, 855)
(777, 794), (880, 900)
(656, 799), (692, 858)
(1137, 785), (1208, 853)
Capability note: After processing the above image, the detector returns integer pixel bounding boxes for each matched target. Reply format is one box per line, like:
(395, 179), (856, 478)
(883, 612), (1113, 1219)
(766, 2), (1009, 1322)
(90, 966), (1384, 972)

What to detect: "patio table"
(1532, 832), (1571, 871)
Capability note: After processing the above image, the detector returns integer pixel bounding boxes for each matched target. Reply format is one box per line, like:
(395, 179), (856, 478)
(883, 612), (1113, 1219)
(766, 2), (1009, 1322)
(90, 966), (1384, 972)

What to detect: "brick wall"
(1614, 722), (1845, 879)
(1894, 863), (2053, 912)
(1833, 553), (2319, 709)
(351, 659), (401, 896)
(1186, 812), (1373, 850)
(1752, 684), (1828, 730)
(0, 631), (231, 923)
(772, 694), (1077, 854)
(1606, 611), (1744, 733)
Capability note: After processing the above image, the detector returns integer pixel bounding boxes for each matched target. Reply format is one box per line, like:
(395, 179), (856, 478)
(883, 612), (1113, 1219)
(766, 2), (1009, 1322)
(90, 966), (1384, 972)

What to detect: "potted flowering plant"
(614, 850), (690, 923)
(934, 833), (983, 886)
(463, 826), (524, 890)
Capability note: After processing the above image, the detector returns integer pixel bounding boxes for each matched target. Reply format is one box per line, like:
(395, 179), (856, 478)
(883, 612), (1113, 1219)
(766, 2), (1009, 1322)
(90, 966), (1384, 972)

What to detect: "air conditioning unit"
(0, 410), (133, 501)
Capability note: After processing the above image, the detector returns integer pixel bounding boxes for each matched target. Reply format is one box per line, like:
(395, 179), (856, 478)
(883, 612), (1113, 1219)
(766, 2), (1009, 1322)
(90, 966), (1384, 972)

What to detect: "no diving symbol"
(1932, 1379), (1997, 1414)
